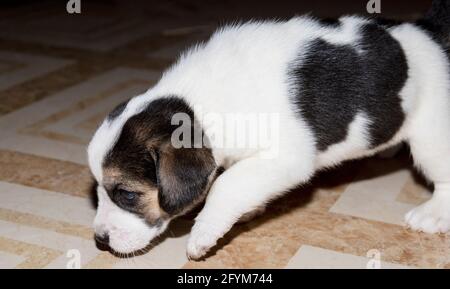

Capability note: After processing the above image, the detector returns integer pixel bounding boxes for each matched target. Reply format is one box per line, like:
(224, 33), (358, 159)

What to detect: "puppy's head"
(88, 96), (216, 254)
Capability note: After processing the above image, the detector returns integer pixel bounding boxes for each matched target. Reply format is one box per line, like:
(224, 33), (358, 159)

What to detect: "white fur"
(88, 16), (450, 257)
(322, 16), (370, 53)
(389, 24), (450, 233)
(94, 186), (168, 253)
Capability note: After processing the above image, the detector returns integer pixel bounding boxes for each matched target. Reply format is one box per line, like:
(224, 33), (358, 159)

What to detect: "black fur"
(317, 17), (340, 28)
(104, 97), (216, 216)
(372, 17), (403, 29)
(290, 22), (408, 151)
(417, 0), (450, 49)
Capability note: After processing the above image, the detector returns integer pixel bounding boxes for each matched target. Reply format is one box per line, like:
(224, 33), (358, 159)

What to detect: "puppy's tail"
(417, 0), (450, 45)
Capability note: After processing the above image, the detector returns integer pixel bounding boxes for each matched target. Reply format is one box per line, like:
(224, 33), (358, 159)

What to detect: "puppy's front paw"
(405, 198), (450, 234)
(187, 222), (220, 260)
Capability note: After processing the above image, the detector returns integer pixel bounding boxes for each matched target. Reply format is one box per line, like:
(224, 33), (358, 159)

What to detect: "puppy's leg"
(237, 205), (266, 223)
(404, 104), (450, 233)
(187, 155), (314, 259)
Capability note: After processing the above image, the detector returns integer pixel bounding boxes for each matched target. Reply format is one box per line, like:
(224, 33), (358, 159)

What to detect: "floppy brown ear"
(156, 142), (216, 215)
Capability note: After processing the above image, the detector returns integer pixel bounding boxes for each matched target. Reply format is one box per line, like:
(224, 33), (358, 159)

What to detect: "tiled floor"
(0, 1), (448, 269)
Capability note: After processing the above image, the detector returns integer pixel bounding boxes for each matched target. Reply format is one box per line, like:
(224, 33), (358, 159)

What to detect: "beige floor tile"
(0, 150), (93, 197)
(286, 245), (414, 269)
(0, 181), (95, 226)
(0, 251), (27, 269)
(0, 68), (159, 164)
(0, 51), (72, 91)
(330, 170), (420, 225)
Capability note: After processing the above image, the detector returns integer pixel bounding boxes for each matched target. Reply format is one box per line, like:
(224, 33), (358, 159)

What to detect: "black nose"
(94, 233), (109, 245)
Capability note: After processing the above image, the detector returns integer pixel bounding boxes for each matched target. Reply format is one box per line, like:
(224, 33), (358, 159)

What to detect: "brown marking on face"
(102, 97), (217, 220)
(102, 166), (168, 224)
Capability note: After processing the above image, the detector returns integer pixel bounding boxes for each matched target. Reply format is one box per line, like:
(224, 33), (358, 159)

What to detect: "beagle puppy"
(88, 1), (450, 259)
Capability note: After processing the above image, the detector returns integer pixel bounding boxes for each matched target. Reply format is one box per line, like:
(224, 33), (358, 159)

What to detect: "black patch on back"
(290, 22), (408, 151)
(107, 99), (130, 121)
(372, 17), (403, 29)
(318, 17), (340, 28)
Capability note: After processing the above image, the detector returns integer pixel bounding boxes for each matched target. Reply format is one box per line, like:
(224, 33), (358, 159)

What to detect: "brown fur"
(102, 97), (217, 222)
(102, 167), (167, 224)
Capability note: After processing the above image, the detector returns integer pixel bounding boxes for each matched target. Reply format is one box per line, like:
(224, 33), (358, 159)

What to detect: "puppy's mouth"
(95, 219), (170, 257)
(94, 235), (153, 257)
(95, 233), (159, 257)
(107, 242), (155, 258)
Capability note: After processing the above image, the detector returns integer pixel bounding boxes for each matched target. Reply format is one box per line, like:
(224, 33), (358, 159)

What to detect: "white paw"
(405, 197), (450, 234)
(186, 222), (221, 260)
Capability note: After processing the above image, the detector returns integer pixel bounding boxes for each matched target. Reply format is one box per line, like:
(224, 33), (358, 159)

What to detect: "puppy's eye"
(117, 189), (138, 202)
